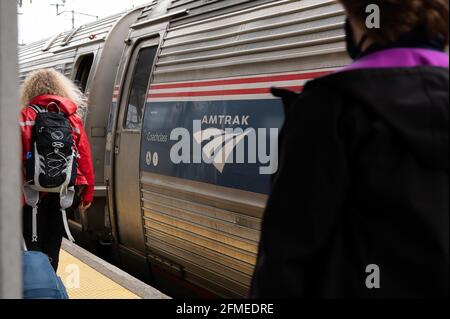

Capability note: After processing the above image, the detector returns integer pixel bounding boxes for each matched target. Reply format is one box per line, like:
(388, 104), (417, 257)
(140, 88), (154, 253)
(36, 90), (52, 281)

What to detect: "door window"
(124, 46), (158, 130)
(74, 53), (94, 93)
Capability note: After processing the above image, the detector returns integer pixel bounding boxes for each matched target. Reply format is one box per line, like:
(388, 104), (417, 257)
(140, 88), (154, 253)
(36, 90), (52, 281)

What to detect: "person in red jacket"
(20, 68), (94, 271)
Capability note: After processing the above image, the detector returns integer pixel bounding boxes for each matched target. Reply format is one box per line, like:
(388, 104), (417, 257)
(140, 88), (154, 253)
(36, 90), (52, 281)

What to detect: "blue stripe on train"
(139, 99), (284, 195)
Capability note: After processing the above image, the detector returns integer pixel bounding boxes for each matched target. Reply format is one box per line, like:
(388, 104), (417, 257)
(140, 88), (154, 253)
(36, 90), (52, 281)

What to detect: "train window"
(124, 46), (158, 130)
(74, 53), (94, 93)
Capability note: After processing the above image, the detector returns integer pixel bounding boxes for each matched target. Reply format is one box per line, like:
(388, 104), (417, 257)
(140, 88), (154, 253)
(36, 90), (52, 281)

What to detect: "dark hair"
(339, 0), (449, 45)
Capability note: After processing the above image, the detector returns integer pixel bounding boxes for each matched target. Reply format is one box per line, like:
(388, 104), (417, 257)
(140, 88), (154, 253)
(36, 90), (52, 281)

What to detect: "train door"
(113, 38), (159, 254)
(74, 53), (94, 93)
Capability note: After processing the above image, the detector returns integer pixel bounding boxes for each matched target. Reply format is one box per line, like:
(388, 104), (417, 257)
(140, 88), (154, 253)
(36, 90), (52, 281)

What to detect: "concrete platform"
(57, 239), (170, 299)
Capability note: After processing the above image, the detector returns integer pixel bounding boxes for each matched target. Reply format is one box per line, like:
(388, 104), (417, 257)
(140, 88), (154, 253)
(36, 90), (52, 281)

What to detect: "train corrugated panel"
(168, 0), (277, 27)
(19, 50), (77, 83)
(143, 0), (348, 297)
(154, 0), (348, 83)
(18, 35), (66, 63)
(19, 53), (78, 83)
(64, 62), (75, 78)
(136, 1), (160, 21)
(19, 47), (71, 67)
(140, 172), (264, 297)
(18, 38), (49, 56)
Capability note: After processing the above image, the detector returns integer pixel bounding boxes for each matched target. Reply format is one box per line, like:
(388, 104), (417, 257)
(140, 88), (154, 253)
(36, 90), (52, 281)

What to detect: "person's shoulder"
(308, 66), (449, 91)
(20, 105), (36, 119)
(290, 72), (346, 113)
(68, 113), (85, 135)
(303, 69), (364, 93)
(299, 68), (400, 109)
(69, 112), (83, 124)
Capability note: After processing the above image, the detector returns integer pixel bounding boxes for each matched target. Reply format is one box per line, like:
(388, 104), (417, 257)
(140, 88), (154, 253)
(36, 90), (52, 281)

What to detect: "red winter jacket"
(20, 95), (95, 205)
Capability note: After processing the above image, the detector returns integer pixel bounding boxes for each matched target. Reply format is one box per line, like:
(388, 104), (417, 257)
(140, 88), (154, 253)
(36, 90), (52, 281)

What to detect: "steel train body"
(19, 0), (350, 298)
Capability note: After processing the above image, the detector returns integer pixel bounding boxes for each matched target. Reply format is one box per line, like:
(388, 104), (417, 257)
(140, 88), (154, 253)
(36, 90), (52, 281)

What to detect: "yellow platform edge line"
(57, 249), (141, 299)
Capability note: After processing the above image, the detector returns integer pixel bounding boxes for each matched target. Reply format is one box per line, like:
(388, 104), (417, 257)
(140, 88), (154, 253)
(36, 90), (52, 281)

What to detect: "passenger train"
(19, 0), (350, 298)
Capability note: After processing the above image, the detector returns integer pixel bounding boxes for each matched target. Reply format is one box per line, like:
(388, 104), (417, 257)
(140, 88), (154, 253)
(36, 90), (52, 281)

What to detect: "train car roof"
(19, 11), (128, 60)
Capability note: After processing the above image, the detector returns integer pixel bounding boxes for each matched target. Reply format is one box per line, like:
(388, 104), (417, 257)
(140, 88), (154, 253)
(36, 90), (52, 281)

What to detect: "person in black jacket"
(251, 0), (449, 298)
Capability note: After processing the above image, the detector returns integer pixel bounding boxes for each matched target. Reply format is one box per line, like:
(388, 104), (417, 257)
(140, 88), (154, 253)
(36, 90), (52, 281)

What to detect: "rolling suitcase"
(22, 240), (69, 299)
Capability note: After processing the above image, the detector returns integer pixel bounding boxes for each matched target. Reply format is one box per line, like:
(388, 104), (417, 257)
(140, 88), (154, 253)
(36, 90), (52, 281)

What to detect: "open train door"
(113, 38), (159, 273)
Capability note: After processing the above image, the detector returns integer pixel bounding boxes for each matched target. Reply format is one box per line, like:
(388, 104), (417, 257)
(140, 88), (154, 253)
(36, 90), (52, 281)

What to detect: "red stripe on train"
(147, 86), (303, 98)
(149, 71), (330, 90)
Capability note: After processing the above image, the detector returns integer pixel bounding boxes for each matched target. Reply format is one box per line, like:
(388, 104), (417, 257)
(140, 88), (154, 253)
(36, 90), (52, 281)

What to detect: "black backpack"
(23, 103), (78, 243)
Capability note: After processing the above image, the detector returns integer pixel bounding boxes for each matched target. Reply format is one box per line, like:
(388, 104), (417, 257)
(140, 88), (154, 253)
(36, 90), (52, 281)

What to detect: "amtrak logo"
(193, 128), (251, 173)
(170, 120), (279, 175)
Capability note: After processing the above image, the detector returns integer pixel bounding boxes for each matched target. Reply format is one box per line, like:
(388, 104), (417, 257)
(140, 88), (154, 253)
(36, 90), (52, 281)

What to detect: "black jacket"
(251, 66), (449, 298)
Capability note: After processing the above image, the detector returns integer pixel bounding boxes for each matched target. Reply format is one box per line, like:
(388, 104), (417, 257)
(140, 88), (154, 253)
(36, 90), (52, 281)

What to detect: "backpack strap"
(29, 104), (45, 114)
(61, 208), (75, 243)
(32, 208), (38, 243)
(23, 185), (40, 242)
(60, 186), (76, 243)
(23, 109), (41, 243)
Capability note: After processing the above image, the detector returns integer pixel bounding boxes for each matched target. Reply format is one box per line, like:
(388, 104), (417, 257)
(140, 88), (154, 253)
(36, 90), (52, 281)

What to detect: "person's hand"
(78, 202), (92, 214)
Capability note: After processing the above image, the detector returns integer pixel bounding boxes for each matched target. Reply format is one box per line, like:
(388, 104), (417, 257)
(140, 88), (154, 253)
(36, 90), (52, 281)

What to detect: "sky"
(17, 0), (152, 45)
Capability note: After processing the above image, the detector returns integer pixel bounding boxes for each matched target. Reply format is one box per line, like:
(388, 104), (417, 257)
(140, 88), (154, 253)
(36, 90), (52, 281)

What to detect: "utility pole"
(17, 0), (29, 45)
(50, 2), (65, 16)
(62, 10), (98, 29)
(68, 11), (99, 29)
(71, 10), (75, 29)
(1, 0), (21, 300)
(52, 2), (98, 29)
(18, 0), (33, 8)
(17, 11), (24, 46)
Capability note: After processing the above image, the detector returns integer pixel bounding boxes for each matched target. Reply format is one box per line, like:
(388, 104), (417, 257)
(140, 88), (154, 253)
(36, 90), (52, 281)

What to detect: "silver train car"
(19, 0), (350, 298)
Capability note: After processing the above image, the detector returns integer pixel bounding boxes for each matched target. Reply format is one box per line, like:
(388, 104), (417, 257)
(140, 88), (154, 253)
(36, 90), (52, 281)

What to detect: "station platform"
(57, 239), (170, 299)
